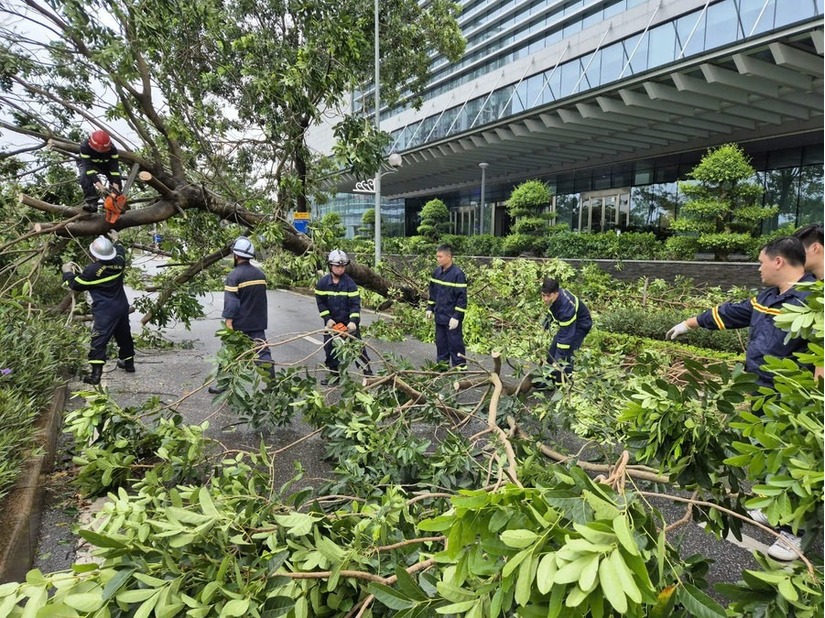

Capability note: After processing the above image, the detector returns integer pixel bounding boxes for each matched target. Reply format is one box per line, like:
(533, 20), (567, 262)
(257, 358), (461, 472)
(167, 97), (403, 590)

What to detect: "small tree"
(319, 212), (345, 240)
(358, 208), (375, 239)
(505, 180), (551, 255)
(671, 144), (778, 260)
(417, 198), (450, 240)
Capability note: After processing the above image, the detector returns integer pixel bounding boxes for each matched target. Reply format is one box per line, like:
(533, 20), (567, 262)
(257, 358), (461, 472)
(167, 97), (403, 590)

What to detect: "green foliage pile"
(4, 285), (822, 616)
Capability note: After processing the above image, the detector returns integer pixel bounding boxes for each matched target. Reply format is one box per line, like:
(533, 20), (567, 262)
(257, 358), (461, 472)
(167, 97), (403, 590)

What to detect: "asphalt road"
(32, 255), (820, 600)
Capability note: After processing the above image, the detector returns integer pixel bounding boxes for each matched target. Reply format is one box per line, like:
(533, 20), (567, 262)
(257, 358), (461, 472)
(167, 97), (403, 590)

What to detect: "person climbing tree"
(77, 130), (122, 213)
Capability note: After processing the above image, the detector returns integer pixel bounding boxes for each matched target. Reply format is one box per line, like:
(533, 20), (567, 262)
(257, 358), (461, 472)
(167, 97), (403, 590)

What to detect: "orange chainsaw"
(103, 189), (127, 224)
(103, 163), (144, 224)
(332, 322), (349, 334)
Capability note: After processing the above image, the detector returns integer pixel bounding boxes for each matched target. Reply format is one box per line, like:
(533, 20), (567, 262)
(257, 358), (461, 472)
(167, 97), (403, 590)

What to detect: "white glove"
(106, 229), (119, 242)
(666, 321), (691, 340)
(61, 262), (77, 274)
(325, 319), (335, 329)
(346, 321), (356, 333)
(425, 310), (433, 321)
(448, 317), (459, 330)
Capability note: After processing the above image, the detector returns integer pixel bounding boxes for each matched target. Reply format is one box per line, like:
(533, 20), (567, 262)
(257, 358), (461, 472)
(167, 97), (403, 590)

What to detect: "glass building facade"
(326, 0), (824, 238)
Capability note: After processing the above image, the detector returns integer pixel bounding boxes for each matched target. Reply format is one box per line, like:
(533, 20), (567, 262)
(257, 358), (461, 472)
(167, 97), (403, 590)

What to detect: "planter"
(0, 382), (67, 583)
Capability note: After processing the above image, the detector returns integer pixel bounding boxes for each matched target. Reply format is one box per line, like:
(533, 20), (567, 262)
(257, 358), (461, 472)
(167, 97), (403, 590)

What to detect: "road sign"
(292, 211), (310, 234)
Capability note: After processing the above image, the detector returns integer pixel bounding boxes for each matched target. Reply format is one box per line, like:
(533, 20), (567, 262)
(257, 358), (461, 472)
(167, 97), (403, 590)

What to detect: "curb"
(0, 382), (67, 583)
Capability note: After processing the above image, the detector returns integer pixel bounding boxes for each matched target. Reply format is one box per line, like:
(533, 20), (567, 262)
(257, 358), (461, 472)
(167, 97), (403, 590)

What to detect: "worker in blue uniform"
(209, 236), (273, 394)
(315, 250), (372, 385)
(426, 244), (467, 369)
(62, 231), (134, 385)
(540, 277), (592, 385)
(666, 236), (815, 389)
(666, 235), (815, 562)
(78, 130), (122, 213)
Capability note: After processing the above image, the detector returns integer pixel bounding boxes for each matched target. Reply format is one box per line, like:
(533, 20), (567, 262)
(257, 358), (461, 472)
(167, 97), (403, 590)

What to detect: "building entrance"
(577, 189), (631, 232)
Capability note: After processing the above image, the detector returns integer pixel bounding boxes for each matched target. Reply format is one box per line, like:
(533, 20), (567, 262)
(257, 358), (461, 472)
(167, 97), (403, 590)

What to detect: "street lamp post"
(479, 162), (489, 236)
(374, 0), (382, 265)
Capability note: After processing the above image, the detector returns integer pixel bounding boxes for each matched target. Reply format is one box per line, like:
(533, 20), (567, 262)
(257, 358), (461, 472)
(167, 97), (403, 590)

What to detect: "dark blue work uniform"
(696, 273), (815, 387)
(427, 263), (468, 368)
(77, 139), (122, 205)
(544, 289), (592, 382)
(222, 261), (272, 367)
(64, 243), (134, 366)
(315, 273), (370, 372)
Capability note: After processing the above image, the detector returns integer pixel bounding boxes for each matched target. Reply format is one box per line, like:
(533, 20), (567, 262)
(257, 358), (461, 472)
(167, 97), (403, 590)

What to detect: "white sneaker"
(766, 531), (802, 561)
(748, 509), (771, 526)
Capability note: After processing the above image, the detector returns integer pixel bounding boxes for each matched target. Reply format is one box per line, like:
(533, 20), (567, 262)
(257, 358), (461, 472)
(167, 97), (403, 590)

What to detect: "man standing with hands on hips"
(426, 244), (467, 370)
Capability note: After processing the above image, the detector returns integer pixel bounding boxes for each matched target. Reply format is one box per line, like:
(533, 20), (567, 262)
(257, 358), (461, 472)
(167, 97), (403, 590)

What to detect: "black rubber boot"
(117, 359), (135, 373)
(207, 384), (226, 395)
(83, 364), (103, 385)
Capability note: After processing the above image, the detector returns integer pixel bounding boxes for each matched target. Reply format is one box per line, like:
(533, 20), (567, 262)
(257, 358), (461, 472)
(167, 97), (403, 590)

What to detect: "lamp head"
(388, 153), (403, 168)
(479, 162), (489, 169)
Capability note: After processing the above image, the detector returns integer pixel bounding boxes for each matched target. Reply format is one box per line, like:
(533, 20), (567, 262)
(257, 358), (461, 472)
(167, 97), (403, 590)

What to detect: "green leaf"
(578, 553), (600, 593)
(435, 599), (477, 614)
(536, 552), (558, 595)
(500, 529), (539, 549)
(676, 583), (726, 618)
(598, 552), (627, 613)
(515, 553), (537, 606)
(221, 598), (250, 617)
(199, 486), (220, 517)
(101, 568), (136, 600)
(77, 529), (126, 549)
(273, 513), (318, 537)
(117, 589), (159, 604)
(611, 515), (639, 556)
(394, 567), (429, 602)
(63, 592), (103, 612)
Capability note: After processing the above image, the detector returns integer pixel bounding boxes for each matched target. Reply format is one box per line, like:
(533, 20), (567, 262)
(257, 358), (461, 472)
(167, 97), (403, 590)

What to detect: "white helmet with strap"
(328, 249), (349, 266)
(89, 236), (116, 261)
(232, 236), (255, 259)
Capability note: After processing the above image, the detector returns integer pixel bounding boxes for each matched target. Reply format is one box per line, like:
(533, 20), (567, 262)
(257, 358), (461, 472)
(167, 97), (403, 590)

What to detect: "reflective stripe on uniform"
(711, 306), (726, 329)
(75, 273), (122, 286)
(455, 306), (466, 313)
(752, 298), (781, 315)
(315, 290), (359, 297)
(430, 277), (467, 288)
(238, 279), (266, 289)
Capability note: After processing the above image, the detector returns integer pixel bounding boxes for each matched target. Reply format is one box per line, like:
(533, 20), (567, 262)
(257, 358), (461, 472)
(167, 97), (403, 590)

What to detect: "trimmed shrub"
(464, 234), (502, 256)
(598, 305), (748, 353)
(501, 233), (539, 256)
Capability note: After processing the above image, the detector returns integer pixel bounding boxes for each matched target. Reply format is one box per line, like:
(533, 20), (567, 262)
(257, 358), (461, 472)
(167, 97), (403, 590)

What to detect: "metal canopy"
(333, 28), (823, 199)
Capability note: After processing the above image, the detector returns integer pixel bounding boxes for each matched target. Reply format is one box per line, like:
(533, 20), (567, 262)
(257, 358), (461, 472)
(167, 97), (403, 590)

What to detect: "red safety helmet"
(88, 130), (112, 152)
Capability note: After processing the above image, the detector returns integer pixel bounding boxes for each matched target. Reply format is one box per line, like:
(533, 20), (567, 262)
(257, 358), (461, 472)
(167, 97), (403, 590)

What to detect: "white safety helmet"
(232, 236), (255, 259)
(328, 249), (349, 267)
(89, 235), (116, 261)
